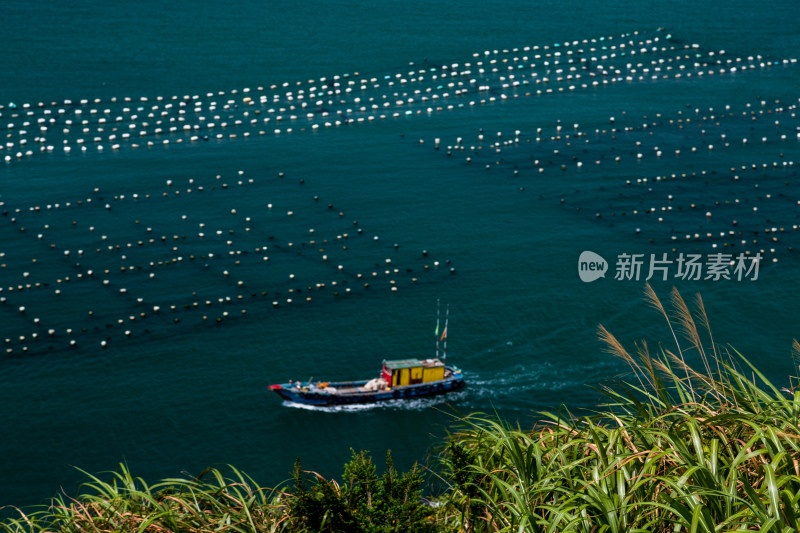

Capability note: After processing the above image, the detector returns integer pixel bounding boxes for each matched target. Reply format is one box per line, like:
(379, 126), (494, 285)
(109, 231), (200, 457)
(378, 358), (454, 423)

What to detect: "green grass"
(1, 464), (286, 532)
(437, 285), (800, 532)
(4, 285), (800, 532)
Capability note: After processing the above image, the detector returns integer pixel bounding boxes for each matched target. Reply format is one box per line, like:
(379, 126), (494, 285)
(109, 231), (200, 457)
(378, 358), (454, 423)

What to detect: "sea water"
(1, 0), (799, 508)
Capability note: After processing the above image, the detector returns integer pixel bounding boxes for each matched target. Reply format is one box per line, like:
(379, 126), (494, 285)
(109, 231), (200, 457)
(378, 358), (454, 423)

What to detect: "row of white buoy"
(2, 31), (659, 113)
(0, 170), (454, 356)
(417, 89), (799, 266)
(3, 28), (795, 163)
(584, 150), (797, 261)
(0, 43), (787, 131)
(439, 96), (798, 173)
(1, 257), (447, 354)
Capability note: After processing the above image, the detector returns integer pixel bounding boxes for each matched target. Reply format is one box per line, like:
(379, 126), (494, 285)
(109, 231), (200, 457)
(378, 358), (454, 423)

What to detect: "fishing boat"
(269, 303), (465, 406)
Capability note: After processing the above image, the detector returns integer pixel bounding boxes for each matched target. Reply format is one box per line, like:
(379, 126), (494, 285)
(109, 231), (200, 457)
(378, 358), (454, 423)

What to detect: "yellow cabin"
(382, 359), (445, 387)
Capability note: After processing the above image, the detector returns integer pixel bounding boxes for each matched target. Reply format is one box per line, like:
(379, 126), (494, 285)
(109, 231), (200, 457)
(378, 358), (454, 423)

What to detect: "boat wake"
(281, 390), (468, 413)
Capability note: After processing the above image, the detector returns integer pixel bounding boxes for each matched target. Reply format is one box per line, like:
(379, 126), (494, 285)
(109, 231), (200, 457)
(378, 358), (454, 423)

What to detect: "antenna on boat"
(435, 299), (441, 360)
(441, 304), (449, 363)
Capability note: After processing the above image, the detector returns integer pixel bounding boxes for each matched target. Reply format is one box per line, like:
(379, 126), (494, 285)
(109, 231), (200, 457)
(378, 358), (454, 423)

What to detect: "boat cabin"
(381, 358), (445, 387)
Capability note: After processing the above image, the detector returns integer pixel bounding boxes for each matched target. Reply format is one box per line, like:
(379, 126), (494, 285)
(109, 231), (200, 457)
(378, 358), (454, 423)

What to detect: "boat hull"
(270, 373), (465, 406)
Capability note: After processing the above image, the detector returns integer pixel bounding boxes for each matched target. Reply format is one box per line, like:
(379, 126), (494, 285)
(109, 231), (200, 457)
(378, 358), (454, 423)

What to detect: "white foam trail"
(281, 390), (468, 412)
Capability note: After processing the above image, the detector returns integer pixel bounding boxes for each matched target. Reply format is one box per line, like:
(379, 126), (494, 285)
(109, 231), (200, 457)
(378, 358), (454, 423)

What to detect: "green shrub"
(286, 450), (440, 533)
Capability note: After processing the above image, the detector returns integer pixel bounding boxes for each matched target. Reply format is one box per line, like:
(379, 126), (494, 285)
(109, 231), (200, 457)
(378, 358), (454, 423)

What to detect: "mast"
(442, 304), (449, 362)
(434, 299), (441, 359)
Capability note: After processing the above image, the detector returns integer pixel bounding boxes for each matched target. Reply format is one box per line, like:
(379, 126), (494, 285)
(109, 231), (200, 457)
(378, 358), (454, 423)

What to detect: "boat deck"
(331, 387), (363, 395)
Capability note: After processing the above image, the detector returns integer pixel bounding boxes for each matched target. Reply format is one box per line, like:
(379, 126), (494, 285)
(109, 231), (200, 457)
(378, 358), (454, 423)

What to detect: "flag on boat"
(440, 326), (447, 341)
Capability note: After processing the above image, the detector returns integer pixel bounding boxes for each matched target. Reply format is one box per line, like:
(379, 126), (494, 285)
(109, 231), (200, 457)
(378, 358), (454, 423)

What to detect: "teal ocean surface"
(1, 0), (799, 508)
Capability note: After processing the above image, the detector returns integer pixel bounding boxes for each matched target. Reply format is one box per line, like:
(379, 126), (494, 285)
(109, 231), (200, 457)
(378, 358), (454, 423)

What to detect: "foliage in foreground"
(438, 285), (800, 532)
(4, 285), (800, 532)
(0, 452), (439, 533)
(288, 450), (438, 532)
(0, 464), (285, 533)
